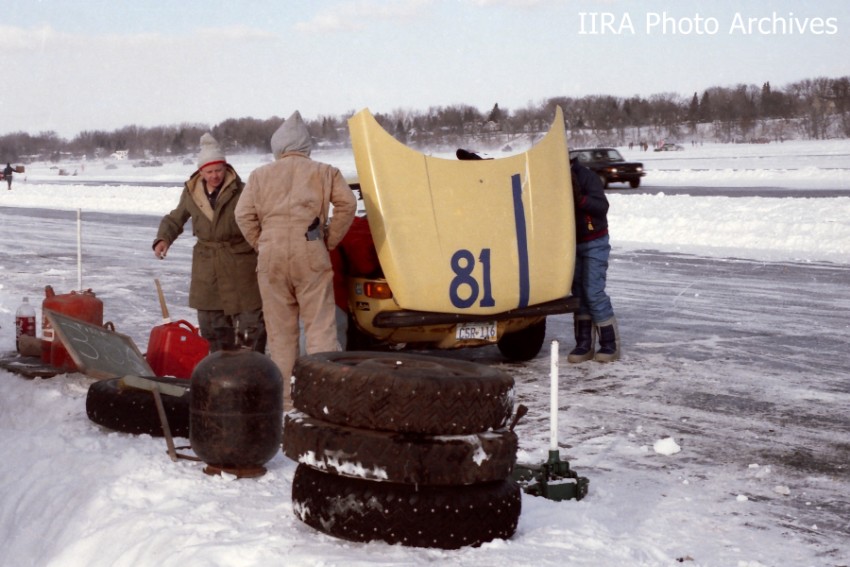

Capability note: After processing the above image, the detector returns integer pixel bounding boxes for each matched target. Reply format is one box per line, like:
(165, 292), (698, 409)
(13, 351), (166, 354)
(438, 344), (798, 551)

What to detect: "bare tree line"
(2, 75), (849, 163)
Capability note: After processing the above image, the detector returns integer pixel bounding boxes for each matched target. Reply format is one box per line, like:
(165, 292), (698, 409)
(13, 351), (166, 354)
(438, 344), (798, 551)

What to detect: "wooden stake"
(154, 279), (171, 323)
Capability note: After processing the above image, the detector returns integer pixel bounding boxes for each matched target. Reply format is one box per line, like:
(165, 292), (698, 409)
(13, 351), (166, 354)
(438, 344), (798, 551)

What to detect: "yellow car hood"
(348, 107), (575, 315)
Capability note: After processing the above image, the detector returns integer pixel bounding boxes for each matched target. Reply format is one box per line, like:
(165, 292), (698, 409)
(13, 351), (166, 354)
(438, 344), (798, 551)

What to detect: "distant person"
(152, 133), (265, 352)
(567, 157), (620, 363)
(235, 110), (357, 409)
(4, 163), (13, 190)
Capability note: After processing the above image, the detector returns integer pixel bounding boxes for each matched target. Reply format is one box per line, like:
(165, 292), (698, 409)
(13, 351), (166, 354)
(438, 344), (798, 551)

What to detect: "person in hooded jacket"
(4, 163), (13, 190)
(152, 133), (265, 352)
(567, 158), (620, 363)
(235, 111), (357, 409)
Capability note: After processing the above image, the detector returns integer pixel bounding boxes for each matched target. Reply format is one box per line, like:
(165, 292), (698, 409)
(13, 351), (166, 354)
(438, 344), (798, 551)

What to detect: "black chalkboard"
(45, 309), (155, 379)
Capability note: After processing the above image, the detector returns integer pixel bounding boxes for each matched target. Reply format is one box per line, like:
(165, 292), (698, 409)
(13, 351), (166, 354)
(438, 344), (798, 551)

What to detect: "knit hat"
(270, 111), (312, 159)
(197, 133), (226, 169)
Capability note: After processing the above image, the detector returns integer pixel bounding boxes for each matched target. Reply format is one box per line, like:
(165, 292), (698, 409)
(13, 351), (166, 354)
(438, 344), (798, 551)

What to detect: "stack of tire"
(284, 351), (522, 550)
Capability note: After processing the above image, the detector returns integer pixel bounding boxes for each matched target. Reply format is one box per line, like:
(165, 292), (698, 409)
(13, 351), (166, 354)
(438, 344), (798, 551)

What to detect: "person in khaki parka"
(153, 133), (265, 352)
(235, 111), (356, 410)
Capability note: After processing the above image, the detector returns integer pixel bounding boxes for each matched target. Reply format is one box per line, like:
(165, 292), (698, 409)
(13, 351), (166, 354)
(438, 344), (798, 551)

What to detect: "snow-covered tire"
(86, 377), (190, 438)
(292, 463), (521, 549)
(497, 319), (546, 361)
(291, 351), (514, 435)
(283, 412), (517, 485)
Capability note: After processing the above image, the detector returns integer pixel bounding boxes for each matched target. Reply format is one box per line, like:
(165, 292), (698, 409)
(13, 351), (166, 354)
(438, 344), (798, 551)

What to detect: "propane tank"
(15, 297), (37, 353)
(190, 330), (283, 478)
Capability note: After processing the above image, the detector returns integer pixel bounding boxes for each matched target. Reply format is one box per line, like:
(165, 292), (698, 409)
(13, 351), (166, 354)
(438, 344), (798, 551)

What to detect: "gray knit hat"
(197, 133), (226, 169)
(270, 111), (312, 159)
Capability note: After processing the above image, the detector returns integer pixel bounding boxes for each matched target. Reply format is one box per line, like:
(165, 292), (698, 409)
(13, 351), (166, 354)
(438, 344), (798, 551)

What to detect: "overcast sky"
(2, 0), (848, 138)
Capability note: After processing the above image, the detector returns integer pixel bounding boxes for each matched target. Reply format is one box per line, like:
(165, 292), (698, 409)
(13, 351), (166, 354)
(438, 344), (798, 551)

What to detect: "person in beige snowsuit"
(235, 111), (356, 408)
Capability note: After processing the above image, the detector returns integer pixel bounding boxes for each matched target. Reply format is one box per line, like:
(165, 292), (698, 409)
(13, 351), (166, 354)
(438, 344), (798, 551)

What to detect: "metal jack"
(512, 448), (589, 502)
(511, 340), (589, 501)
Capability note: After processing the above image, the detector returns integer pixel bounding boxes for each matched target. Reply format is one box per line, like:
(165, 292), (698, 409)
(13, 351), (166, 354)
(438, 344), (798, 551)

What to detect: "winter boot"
(594, 317), (620, 362)
(567, 315), (595, 363)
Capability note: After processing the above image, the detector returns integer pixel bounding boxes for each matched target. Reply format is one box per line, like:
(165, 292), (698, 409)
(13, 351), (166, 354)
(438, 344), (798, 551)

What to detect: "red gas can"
(41, 285), (104, 372)
(146, 320), (209, 379)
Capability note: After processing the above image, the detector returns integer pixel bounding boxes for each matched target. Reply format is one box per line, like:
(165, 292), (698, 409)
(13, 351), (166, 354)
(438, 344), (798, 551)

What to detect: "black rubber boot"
(567, 315), (595, 363)
(594, 317), (620, 362)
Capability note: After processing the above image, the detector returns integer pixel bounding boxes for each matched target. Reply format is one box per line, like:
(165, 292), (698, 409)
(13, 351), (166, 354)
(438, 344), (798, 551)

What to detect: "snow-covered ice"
(1, 140), (849, 566)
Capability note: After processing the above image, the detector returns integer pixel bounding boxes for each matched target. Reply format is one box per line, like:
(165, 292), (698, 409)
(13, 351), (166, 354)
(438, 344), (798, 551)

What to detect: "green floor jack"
(510, 340), (589, 501)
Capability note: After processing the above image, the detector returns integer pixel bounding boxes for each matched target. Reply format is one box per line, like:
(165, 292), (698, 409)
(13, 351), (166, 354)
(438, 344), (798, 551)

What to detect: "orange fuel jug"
(41, 285), (104, 372)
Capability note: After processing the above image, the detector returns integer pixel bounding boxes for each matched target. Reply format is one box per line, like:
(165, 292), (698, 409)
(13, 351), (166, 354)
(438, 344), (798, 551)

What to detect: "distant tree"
(788, 78), (833, 139)
(319, 116), (341, 143)
(435, 105), (464, 135)
(394, 119), (407, 143)
(461, 105), (480, 124)
(687, 92), (700, 127)
(760, 81), (774, 117)
(729, 84), (758, 136)
(823, 76), (850, 137)
(698, 90), (712, 122)
(621, 95), (651, 141)
(487, 103), (503, 123)
(648, 92), (683, 132)
(169, 129), (188, 156)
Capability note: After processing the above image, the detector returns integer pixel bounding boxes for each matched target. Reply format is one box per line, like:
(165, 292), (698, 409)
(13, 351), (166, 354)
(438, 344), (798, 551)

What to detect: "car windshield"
(598, 149), (624, 161)
(571, 149), (625, 163)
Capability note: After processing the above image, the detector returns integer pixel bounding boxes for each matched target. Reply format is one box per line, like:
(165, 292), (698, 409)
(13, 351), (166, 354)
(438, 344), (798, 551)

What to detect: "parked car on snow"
(654, 142), (684, 152)
(568, 147), (645, 188)
(336, 107), (579, 362)
(133, 159), (164, 167)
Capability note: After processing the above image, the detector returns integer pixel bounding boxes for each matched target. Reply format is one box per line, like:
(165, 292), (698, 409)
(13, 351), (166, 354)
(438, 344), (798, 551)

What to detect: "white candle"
(550, 339), (559, 451)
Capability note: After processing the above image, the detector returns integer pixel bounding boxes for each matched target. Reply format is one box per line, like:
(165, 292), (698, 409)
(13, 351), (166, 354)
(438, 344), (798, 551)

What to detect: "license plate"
(455, 321), (497, 342)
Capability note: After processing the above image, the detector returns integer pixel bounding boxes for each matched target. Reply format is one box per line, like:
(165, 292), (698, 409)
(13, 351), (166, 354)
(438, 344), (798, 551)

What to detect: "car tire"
(86, 376), (190, 437)
(291, 463), (521, 549)
(497, 319), (546, 361)
(283, 412), (517, 485)
(291, 351), (514, 435)
(629, 179), (641, 188)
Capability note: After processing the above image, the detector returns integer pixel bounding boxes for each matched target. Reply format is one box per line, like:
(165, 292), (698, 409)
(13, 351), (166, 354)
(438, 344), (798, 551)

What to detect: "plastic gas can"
(15, 297), (37, 353)
(41, 286), (104, 371)
(146, 320), (210, 379)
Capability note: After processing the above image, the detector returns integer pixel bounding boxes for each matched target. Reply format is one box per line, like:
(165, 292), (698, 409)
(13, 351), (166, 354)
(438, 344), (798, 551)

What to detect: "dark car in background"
(569, 148), (645, 188)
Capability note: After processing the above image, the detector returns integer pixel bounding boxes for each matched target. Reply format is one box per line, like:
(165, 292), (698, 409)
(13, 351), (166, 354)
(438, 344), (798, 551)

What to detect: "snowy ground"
(1, 140), (849, 566)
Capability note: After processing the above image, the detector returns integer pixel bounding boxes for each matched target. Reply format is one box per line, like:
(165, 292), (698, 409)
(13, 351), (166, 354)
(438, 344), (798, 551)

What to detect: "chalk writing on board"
(45, 309), (154, 379)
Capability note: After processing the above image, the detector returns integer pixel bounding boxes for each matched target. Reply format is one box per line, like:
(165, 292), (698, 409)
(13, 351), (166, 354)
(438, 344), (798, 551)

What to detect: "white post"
(550, 339), (559, 451)
(77, 209), (82, 291)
